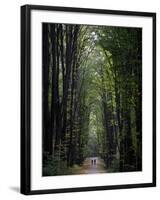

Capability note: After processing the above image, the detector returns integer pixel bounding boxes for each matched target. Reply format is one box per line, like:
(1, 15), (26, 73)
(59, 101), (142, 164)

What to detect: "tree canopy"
(42, 23), (142, 176)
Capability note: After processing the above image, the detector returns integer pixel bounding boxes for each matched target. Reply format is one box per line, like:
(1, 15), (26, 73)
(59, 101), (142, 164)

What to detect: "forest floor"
(70, 157), (107, 175)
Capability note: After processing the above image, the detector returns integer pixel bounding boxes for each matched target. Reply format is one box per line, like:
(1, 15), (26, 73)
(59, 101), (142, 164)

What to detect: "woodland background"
(42, 23), (142, 176)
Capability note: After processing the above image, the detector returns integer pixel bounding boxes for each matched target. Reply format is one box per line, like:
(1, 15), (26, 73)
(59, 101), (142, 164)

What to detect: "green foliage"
(43, 154), (72, 176)
(43, 23), (142, 175)
(107, 158), (120, 173)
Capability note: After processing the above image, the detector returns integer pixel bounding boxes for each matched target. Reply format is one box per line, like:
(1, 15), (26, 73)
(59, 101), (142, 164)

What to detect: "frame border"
(20, 4), (156, 195)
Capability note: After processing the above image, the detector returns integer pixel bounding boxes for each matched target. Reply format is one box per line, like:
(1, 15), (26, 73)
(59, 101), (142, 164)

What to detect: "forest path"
(71, 157), (107, 174)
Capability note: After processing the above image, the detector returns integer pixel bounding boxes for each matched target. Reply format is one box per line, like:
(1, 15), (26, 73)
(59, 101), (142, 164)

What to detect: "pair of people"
(91, 159), (96, 165)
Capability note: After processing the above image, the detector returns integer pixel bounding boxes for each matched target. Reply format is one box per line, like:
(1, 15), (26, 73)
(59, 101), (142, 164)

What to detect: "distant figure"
(94, 159), (96, 165)
(91, 159), (93, 165)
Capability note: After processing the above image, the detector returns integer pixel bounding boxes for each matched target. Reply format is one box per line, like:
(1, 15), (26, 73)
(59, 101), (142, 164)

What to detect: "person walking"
(91, 159), (93, 165)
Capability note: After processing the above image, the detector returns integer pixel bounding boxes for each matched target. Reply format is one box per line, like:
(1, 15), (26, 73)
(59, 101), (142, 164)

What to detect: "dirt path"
(71, 157), (107, 174)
